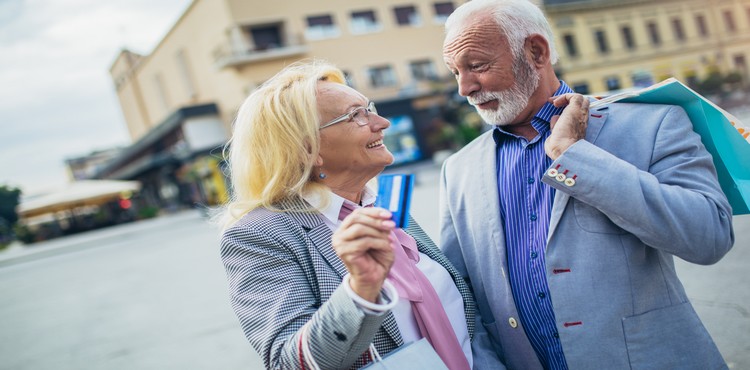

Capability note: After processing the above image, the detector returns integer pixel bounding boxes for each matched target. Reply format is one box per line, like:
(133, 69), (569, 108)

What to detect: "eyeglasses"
(319, 101), (378, 130)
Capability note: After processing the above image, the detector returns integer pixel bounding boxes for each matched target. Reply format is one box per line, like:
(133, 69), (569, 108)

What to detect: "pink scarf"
(339, 202), (470, 370)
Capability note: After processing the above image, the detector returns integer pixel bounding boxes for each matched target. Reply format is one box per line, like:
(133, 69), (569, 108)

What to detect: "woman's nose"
(370, 113), (390, 131)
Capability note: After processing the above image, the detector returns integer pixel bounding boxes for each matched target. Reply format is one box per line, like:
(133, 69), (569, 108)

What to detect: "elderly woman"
(219, 61), (500, 370)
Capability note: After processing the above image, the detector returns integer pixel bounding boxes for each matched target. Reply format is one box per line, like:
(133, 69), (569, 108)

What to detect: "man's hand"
(545, 93), (590, 160)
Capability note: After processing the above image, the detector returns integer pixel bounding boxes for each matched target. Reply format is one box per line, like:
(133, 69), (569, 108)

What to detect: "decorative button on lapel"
(555, 173), (567, 182)
(546, 168), (558, 177)
(564, 178), (576, 186)
(508, 317), (518, 328)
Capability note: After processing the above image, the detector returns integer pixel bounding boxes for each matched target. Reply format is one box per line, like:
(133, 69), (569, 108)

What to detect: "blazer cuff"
(342, 274), (399, 315)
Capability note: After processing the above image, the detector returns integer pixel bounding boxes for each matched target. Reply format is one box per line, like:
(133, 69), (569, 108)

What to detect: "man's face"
(443, 16), (539, 126)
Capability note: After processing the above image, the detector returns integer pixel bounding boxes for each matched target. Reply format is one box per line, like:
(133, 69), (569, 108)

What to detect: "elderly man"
(439, 0), (735, 369)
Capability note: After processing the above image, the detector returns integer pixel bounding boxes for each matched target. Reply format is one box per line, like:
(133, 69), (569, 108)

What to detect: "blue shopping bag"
(592, 78), (750, 215)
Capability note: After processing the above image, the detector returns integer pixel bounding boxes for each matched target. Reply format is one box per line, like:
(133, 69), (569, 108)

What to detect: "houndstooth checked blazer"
(220, 197), (478, 370)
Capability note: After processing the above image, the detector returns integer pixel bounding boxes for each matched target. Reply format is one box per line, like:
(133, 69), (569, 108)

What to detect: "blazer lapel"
(478, 133), (509, 274)
(307, 224), (348, 278)
(283, 198), (348, 279)
(546, 107), (609, 244)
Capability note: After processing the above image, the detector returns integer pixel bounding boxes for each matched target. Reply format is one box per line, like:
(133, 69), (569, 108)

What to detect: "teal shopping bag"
(592, 78), (750, 215)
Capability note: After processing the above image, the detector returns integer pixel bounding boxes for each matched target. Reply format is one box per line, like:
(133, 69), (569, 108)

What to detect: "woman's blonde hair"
(218, 59), (346, 229)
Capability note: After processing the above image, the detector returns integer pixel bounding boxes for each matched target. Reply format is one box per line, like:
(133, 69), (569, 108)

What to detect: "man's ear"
(525, 34), (550, 68)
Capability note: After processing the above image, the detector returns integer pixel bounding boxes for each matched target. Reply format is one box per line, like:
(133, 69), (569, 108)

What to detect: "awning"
(17, 180), (141, 218)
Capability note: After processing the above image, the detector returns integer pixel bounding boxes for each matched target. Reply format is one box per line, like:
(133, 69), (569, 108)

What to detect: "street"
(0, 212), (263, 369)
(1, 166), (748, 369)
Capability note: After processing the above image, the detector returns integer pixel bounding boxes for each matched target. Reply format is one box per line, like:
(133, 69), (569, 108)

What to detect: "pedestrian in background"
(439, 0), (734, 369)
(218, 60), (502, 369)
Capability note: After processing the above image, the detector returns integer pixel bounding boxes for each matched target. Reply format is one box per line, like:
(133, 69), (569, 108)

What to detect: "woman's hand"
(332, 207), (396, 303)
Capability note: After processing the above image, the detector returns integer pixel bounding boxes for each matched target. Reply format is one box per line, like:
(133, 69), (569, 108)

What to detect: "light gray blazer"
(221, 198), (502, 369)
(440, 102), (734, 370)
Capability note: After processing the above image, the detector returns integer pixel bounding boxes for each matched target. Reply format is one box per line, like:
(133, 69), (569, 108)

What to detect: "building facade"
(106, 0), (479, 209)
(105, 0), (749, 210)
(544, 0), (750, 94)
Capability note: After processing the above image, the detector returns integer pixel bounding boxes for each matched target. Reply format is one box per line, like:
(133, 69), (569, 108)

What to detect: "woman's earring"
(318, 172), (326, 179)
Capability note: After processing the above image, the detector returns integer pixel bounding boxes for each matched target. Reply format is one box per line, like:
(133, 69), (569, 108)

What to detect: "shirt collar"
(492, 80), (574, 145)
(302, 185), (377, 225)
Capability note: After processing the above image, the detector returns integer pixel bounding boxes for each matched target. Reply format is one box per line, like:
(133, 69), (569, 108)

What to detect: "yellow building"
(109, 0), (475, 140)
(105, 0), (749, 209)
(105, 0), (475, 209)
(543, 0), (750, 94)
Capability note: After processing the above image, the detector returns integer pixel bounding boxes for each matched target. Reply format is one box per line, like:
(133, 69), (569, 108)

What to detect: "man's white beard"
(469, 56), (540, 126)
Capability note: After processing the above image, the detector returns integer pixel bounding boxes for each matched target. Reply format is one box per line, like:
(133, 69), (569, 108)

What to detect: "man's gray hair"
(445, 0), (559, 64)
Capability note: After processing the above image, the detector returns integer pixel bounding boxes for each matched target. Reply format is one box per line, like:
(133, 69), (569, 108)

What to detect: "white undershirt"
(302, 188), (472, 367)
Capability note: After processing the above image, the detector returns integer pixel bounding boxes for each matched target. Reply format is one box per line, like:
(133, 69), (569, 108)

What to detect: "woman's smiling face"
(316, 82), (394, 182)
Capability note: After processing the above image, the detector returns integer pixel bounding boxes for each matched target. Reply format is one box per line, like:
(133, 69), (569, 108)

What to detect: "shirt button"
(530, 213), (537, 221)
(538, 292), (546, 298)
(527, 177), (535, 184)
(553, 332), (560, 338)
(530, 251), (538, 259)
(508, 317), (518, 328)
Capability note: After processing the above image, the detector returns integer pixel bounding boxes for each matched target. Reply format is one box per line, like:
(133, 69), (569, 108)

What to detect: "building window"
(249, 24), (283, 50)
(351, 10), (381, 34)
(632, 71), (654, 88)
(605, 76), (621, 91)
(621, 26), (635, 50)
(154, 73), (170, 110)
(394, 5), (421, 26)
(409, 59), (436, 81)
(594, 30), (609, 54)
(647, 22), (661, 46)
(572, 83), (589, 95)
(563, 33), (578, 57)
(723, 10), (736, 33)
(671, 18), (685, 42)
(175, 49), (196, 99)
(433, 2), (455, 23)
(695, 14), (709, 38)
(368, 65), (397, 88)
(306, 14), (340, 40)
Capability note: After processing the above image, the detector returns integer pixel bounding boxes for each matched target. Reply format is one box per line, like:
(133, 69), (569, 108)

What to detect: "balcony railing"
(213, 34), (308, 69)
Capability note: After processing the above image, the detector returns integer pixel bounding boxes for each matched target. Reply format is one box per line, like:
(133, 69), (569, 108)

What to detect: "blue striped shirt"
(493, 81), (573, 370)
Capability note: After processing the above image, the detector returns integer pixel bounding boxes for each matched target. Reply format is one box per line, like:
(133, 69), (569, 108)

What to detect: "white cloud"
(0, 0), (191, 195)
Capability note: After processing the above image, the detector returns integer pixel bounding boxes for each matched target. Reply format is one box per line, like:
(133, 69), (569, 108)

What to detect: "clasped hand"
(332, 207), (396, 303)
(544, 93), (590, 160)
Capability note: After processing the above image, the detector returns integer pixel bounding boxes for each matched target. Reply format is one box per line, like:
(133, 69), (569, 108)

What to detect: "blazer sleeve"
(543, 104), (734, 264)
(221, 223), (386, 369)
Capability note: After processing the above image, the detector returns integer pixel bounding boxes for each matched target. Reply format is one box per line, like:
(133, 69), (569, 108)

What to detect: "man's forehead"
(445, 19), (503, 49)
(443, 22), (506, 62)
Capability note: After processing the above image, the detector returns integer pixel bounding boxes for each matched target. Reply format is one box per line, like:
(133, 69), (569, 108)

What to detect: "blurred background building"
(547, 0), (750, 95)
(93, 0), (749, 215)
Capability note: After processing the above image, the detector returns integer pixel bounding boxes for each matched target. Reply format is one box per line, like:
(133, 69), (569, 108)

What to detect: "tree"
(0, 185), (22, 245)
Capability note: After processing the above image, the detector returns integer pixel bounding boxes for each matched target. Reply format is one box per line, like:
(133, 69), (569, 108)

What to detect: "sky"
(0, 0), (192, 196)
